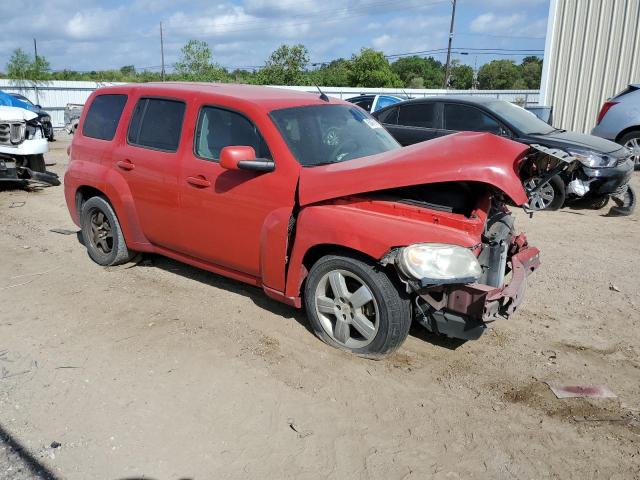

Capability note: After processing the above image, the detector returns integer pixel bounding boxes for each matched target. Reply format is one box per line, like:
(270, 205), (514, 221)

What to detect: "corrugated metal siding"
(541, 0), (640, 133)
(0, 79), (539, 128)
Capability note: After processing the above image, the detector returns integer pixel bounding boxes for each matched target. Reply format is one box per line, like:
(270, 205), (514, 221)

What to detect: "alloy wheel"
(89, 209), (114, 255)
(314, 269), (379, 348)
(526, 177), (556, 210)
(624, 137), (640, 168)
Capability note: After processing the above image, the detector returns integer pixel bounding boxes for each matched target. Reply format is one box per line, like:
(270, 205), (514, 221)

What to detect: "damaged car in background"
(65, 84), (540, 357)
(0, 106), (60, 187)
(373, 96), (636, 215)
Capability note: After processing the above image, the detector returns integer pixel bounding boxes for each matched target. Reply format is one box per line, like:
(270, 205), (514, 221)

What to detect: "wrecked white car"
(0, 106), (59, 187)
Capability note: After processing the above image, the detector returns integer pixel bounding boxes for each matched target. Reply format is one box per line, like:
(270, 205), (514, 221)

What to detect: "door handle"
(186, 175), (211, 188)
(116, 159), (135, 171)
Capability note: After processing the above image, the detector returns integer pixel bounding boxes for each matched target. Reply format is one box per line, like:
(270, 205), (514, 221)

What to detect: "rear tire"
(80, 196), (135, 266)
(304, 254), (412, 358)
(618, 131), (640, 170)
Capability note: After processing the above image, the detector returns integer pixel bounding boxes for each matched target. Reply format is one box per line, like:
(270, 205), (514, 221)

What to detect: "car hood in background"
(527, 130), (624, 155)
(298, 132), (530, 207)
(0, 106), (38, 122)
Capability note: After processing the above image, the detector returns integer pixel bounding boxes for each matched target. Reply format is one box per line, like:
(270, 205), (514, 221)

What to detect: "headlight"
(567, 149), (617, 168)
(398, 243), (482, 283)
(41, 115), (51, 122)
(9, 122), (26, 145)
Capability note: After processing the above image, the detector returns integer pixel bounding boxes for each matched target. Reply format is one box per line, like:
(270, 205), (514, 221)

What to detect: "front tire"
(80, 196), (135, 266)
(304, 254), (411, 358)
(525, 175), (566, 211)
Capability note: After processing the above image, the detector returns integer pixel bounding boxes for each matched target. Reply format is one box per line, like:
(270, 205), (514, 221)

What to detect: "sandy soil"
(1, 135), (639, 479)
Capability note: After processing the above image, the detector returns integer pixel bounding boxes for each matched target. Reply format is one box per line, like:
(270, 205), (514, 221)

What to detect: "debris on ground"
(50, 228), (77, 235)
(287, 418), (313, 438)
(548, 384), (617, 399)
(608, 282), (620, 292)
(9, 202), (25, 208)
(50, 441), (61, 449)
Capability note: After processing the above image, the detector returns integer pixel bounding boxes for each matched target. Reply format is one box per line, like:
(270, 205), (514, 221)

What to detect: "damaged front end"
(383, 198), (540, 341)
(0, 106), (59, 187)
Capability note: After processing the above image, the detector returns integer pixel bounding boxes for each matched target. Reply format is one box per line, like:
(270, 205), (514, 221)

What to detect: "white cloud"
(470, 12), (526, 34)
(65, 8), (123, 40)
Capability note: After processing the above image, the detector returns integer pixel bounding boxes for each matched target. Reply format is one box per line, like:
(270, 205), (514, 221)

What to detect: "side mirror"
(220, 146), (275, 172)
(35, 104), (42, 109)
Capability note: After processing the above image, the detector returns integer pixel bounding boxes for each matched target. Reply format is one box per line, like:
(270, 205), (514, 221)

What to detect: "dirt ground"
(1, 134), (639, 480)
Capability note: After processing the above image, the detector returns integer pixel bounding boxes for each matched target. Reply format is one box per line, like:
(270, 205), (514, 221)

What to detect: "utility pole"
(33, 38), (38, 61)
(160, 21), (166, 81)
(442, 0), (457, 89)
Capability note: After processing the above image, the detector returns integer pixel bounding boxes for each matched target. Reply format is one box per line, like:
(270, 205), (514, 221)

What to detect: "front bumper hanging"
(415, 235), (540, 340)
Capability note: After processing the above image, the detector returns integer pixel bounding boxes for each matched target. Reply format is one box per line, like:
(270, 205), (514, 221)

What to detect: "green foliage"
(391, 56), (443, 88)
(256, 44), (309, 85)
(478, 60), (521, 89)
(3, 41), (543, 90)
(174, 40), (228, 82)
(7, 48), (50, 81)
(348, 48), (402, 88)
(314, 59), (351, 87)
(449, 60), (474, 89)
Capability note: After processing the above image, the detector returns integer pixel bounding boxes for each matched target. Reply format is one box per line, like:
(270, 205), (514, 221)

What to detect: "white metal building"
(539, 0), (640, 133)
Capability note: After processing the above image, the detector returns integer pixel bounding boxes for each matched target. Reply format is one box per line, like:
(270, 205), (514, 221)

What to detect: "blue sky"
(2, 0), (549, 73)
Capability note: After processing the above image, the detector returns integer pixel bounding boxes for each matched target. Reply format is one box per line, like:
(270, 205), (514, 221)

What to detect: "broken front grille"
(0, 122), (25, 145)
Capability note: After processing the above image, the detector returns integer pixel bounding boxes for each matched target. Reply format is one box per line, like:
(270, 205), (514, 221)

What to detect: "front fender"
(284, 202), (481, 298)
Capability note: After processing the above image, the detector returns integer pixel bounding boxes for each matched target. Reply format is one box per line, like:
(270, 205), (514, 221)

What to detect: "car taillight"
(596, 101), (618, 125)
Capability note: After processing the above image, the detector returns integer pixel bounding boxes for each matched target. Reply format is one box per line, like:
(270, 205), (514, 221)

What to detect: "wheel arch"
(615, 126), (640, 143)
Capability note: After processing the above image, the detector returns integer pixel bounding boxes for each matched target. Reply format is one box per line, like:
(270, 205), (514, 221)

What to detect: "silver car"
(592, 84), (640, 170)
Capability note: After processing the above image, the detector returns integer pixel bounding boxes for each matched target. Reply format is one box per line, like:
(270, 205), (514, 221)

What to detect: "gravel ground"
(1, 135), (639, 479)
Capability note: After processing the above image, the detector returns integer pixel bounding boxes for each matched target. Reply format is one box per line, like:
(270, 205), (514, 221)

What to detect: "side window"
(397, 103), (436, 128)
(127, 98), (186, 152)
(375, 96), (400, 111)
(376, 107), (398, 125)
(353, 97), (374, 112)
(194, 106), (272, 161)
(444, 103), (501, 133)
(82, 94), (127, 141)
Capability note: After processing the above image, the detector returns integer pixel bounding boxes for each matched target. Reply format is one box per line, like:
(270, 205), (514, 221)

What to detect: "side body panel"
(284, 199), (487, 299)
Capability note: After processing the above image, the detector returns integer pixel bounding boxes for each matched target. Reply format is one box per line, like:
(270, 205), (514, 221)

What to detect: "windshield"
(270, 104), (400, 167)
(486, 100), (555, 135)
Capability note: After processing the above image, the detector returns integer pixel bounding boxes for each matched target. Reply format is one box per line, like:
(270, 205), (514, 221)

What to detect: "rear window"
(127, 97), (186, 152)
(82, 94), (127, 141)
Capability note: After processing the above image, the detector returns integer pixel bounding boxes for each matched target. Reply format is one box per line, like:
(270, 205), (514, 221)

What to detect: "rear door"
(384, 102), (441, 145)
(112, 96), (187, 250)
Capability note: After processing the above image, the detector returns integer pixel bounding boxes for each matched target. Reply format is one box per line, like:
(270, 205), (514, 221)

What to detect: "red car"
(64, 83), (540, 357)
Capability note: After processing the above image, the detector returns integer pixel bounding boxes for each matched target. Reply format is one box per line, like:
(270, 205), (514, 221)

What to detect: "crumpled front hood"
(0, 106), (38, 122)
(298, 132), (530, 206)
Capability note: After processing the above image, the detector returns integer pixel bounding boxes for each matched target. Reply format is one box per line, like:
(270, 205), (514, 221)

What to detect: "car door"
(384, 102), (441, 146)
(112, 96), (187, 251)
(178, 104), (297, 281)
(440, 103), (505, 137)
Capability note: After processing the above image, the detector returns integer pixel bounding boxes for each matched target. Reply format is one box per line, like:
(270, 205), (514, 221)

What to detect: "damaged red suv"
(64, 83), (540, 357)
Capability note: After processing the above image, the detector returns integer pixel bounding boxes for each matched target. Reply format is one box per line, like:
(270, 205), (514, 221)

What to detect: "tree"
(391, 56), (443, 88)
(315, 59), (351, 86)
(257, 44), (309, 85)
(477, 60), (521, 89)
(120, 65), (136, 77)
(520, 56), (543, 89)
(449, 60), (473, 89)
(6, 48), (50, 81)
(174, 40), (227, 81)
(348, 48), (402, 88)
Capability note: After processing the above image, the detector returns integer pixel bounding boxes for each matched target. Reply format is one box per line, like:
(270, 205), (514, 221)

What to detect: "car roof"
(397, 95), (500, 106)
(94, 82), (345, 112)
